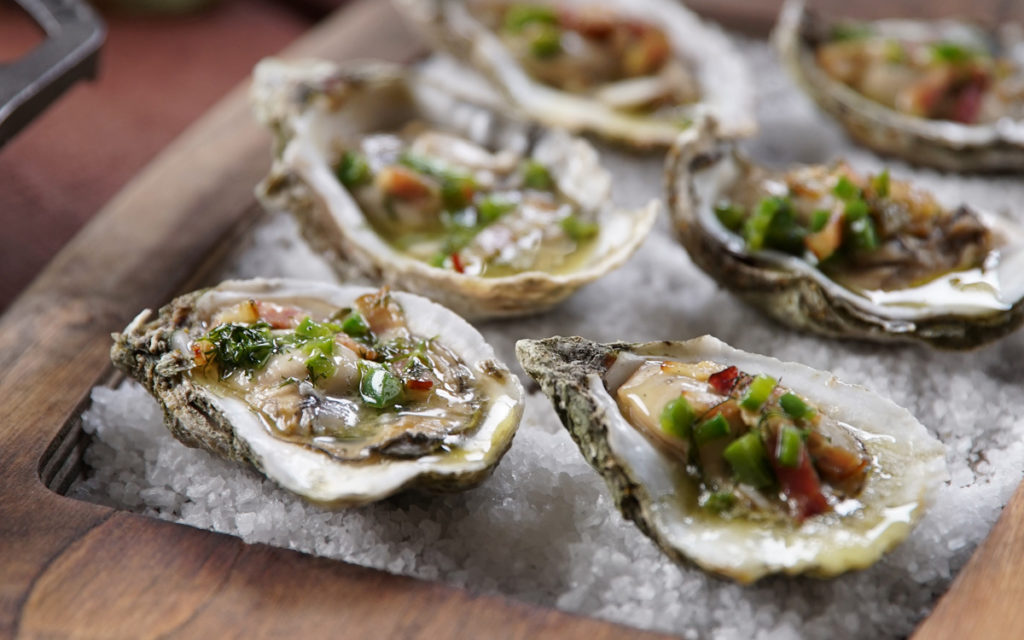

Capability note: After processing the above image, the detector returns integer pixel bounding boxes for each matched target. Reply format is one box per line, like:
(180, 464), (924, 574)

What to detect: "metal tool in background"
(0, 0), (105, 148)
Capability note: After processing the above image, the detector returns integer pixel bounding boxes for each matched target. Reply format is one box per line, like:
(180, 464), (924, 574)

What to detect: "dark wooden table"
(3, 1), (1024, 638)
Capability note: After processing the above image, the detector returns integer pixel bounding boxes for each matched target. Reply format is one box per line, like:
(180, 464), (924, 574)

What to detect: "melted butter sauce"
(856, 264), (1010, 312)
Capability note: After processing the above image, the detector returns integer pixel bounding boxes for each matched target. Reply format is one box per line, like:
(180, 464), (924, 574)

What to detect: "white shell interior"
(405, 0), (756, 145)
(596, 336), (947, 582)
(170, 278), (524, 506)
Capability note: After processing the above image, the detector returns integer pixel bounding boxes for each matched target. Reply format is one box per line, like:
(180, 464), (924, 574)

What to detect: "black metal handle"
(0, 0), (105, 148)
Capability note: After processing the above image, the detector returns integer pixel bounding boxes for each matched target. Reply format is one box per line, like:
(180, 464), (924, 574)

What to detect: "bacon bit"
(450, 252), (465, 274)
(335, 333), (377, 361)
(767, 436), (830, 522)
(355, 287), (406, 336)
(405, 378), (434, 391)
(375, 165), (435, 201)
(804, 208), (844, 262)
(951, 74), (988, 124)
(623, 28), (670, 76)
(191, 341), (211, 367)
(559, 8), (614, 38)
(708, 366), (739, 396)
(807, 432), (871, 496)
(254, 300), (304, 329)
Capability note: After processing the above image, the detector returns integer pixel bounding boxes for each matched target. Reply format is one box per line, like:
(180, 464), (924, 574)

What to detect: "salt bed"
(71, 39), (1024, 639)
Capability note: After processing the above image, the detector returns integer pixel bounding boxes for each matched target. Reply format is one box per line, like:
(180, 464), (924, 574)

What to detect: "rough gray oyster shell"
(252, 58), (657, 319)
(516, 335), (946, 583)
(111, 278), (524, 507)
(666, 118), (1024, 349)
(774, 0), (1024, 171)
(395, 0), (756, 148)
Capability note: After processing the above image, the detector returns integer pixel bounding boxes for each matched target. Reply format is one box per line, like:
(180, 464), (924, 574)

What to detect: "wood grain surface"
(3, 1), (1024, 638)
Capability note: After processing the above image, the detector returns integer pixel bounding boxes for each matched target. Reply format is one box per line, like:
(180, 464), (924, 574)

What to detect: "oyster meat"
(253, 58), (656, 319)
(774, 0), (1024, 171)
(666, 118), (1024, 348)
(517, 335), (946, 583)
(111, 278), (524, 506)
(395, 0), (756, 148)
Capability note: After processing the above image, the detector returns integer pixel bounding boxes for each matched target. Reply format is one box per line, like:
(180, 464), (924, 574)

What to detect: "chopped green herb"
(336, 151), (371, 188)
(398, 152), (476, 211)
(504, 4), (558, 32)
(560, 214), (599, 242)
(780, 393), (815, 420)
(340, 311), (370, 337)
(832, 176), (860, 201)
(530, 26), (563, 58)
(844, 198), (869, 220)
(931, 41), (977, 64)
(763, 202), (806, 255)
(694, 414), (731, 446)
(294, 316), (340, 342)
(830, 21), (873, 42)
(810, 209), (832, 232)
(847, 216), (879, 251)
(429, 252), (448, 268)
(202, 322), (281, 377)
(884, 41), (906, 64)
(522, 159), (553, 190)
(723, 432), (774, 489)
(713, 202), (746, 231)
(740, 374), (776, 411)
(870, 169), (890, 198)
(743, 197), (784, 252)
(477, 196), (516, 224)
(441, 176), (476, 211)
(305, 348), (335, 383)
(358, 361), (403, 408)
(660, 396), (695, 440)
(776, 425), (804, 468)
(701, 491), (737, 514)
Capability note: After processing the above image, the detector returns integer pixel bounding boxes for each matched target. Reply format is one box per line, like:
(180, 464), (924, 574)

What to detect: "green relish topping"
(480, 3), (700, 117)
(660, 396), (695, 440)
(817, 24), (1023, 124)
(714, 163), (993, 292)
(190, 289), (483, 461)
(723, 432), (774, 489)
(694, 413), (731, 446)
(617, 360), (872, 523)
(333, 130), (599, 278)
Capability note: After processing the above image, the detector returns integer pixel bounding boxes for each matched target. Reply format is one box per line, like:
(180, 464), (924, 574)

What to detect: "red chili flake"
(191, 343), (208, 366)
(255, 300), (303, 329)
(773, 447), (830, 522)
(406, 378), (434, 391)
(450, 252), (465, 274)
(708, 366), (739, 395)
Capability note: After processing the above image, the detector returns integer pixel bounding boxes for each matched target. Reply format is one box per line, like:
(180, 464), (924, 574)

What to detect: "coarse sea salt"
(70, 39), (1024, 638)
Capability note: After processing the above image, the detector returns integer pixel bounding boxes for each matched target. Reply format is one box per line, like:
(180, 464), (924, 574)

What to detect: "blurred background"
(0, 0), (1017, 313)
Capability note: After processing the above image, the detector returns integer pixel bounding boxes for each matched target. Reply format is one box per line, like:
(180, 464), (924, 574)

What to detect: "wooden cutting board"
(2, 1), (1023, 637)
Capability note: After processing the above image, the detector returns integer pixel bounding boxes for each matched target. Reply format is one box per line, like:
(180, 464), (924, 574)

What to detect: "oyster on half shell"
(517, 335), (946, 583)
(111, 278), (524, 507)
(666, 118), (1024, 349)
(395, 0), (756, 148)
(774, 0), (1024, 171)
(253, 58), (657, 319)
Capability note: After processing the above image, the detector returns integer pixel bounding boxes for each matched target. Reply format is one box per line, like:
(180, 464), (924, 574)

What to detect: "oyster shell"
(395, 0), (756, 148)
(253, 58), (657, 319)
(666, 118), (1024, 349)
(516, 335), (946, 583)
(111, 278), (524, 507)
(774, 0), (1024, 171)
